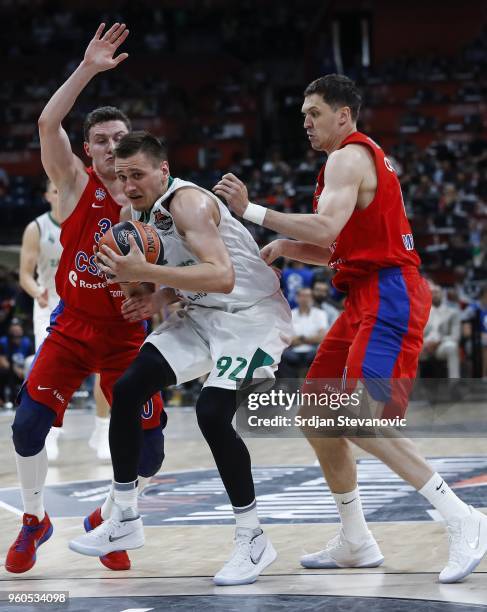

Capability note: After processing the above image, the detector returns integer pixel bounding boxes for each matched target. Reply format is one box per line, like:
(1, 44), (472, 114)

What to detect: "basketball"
(98, 220), (164, 265)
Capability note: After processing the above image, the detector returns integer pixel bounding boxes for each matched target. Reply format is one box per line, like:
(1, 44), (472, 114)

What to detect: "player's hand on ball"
(83, 23), (129, 73)
(97, 234), (147, 283)
(213, 173), (249, 217)
(260, 240), (285, 265)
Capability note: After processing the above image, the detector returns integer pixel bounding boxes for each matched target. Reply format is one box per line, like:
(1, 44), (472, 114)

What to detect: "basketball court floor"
(0, 402), (486, 611)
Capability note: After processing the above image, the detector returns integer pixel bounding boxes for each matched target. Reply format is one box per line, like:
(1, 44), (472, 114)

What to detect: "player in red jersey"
(6, 23), (165, 575)
(214, 74), (487, 583)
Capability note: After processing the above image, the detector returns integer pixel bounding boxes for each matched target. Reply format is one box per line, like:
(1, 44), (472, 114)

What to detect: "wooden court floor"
(0, 405), (486, 611)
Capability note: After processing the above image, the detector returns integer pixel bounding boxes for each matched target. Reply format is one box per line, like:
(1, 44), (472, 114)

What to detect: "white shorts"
(33, 310), (51, 350)
(33, 299), (59, 350)
(145, 291), (292, 389)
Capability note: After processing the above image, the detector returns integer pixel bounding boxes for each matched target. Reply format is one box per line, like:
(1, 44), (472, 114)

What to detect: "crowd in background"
(0, 2), (486, 405)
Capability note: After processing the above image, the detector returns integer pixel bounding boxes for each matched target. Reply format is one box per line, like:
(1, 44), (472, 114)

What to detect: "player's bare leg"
(303, 389), (487, 582)
(88, 374), (110, 460)
(302, 434), (384, 569)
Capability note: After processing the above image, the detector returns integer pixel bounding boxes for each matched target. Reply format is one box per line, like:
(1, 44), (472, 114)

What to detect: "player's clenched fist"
(213, 173), (249, 217)
(260, 240), (285, 265)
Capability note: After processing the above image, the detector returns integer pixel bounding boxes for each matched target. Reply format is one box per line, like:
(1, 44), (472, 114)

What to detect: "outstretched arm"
(38, 23), (129, 221)
(260, 239), (331, 266)
(213, 147), (362, 247)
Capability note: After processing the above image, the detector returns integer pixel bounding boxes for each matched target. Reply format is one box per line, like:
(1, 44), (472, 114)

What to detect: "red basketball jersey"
(55, 167), (126, 322)
(313, 131), (420, 291)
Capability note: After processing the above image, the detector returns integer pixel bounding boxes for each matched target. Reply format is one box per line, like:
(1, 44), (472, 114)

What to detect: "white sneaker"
(213, 527), (277, 586)
(45, 427), (62, 461)
(300, 529), (384, 569)
(439, 506), (487, 583)
(89, 419), (110, 461)
(68, 505), (144, 557)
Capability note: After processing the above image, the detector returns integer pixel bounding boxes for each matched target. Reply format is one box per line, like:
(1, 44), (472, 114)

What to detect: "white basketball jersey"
(133, 178), (280, 310)
(34, 212), (62, 311)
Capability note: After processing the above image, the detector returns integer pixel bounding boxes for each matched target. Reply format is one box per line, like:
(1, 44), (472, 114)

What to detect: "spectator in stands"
(311, 279), (340, 326)
(421, 284), (461, 377)
(278, 288), (329, 378)
(0, 318), (32, 406)
(478, 287), (487, 379)
(264, 181), (293, 212)
(0, 166), (9, 196)
(281, 260), (315, 309)
(463, 286), (487, 378)
(0, 266), (18, 336)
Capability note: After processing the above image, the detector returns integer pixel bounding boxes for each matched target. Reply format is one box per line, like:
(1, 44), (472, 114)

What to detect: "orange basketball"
(99, 220), (164, 265)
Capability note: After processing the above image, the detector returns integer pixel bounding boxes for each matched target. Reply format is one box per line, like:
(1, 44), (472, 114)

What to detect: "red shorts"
(306, 267), (431, 418)
(26, 302), (164, 428)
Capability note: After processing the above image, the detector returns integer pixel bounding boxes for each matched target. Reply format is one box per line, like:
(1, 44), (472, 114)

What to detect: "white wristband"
(243, 202), (267, 225)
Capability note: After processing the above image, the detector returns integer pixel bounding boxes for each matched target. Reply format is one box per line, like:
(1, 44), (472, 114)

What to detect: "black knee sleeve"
(12, 388), (56, 457)
(110, 344), (175, 483)
(196, 387), (255, 507)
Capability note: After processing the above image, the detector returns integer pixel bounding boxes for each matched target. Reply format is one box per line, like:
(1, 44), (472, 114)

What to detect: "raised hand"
(83, 23), (129, 73)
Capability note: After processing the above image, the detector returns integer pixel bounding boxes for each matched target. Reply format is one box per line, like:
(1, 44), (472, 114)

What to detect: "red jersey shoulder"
(55, 167), (127, 319)
(314, 131), (420, 288)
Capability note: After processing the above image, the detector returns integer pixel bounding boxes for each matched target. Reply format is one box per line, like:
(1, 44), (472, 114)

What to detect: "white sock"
(113, 480), (139, 520)
(101, 484), (114, 520)
(102, 477), (150, 520)
(419, 472), (470, 521)
(94, 416), (110, 432)
(137, 476), (151, 494)
(233, 499), (260, 530)
(15, 448), (48, 520)
(333, 487), (370, 543)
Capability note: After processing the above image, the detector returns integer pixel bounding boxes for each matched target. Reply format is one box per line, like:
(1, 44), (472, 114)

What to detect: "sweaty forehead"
(89, 120), (129, 139)
(115, 152), (153, 172)
(302, 94), (330, 113)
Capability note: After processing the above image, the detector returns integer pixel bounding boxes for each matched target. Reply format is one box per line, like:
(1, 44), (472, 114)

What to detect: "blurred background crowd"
(0, 0), (486, 406)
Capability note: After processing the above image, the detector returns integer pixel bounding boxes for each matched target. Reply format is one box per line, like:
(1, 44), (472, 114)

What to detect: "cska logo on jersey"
(95, 188), (107, 201)
(154, 210), (173, 232)
(402, 234), (414, 251)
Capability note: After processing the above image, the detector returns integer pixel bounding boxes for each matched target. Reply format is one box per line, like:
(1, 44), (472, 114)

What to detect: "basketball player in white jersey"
(69, 131), (293, 586)
(19, 179), (111, 461)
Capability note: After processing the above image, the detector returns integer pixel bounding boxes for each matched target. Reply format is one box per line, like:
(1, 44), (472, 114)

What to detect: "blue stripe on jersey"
(362, 268), (410, 402)
(48, 299), (64, 329)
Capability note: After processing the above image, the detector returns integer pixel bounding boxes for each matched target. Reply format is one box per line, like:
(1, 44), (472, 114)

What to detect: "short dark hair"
(114, 131), (168, 163)
(304, 74), (362, 121)
(83, 106), (131, 141)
